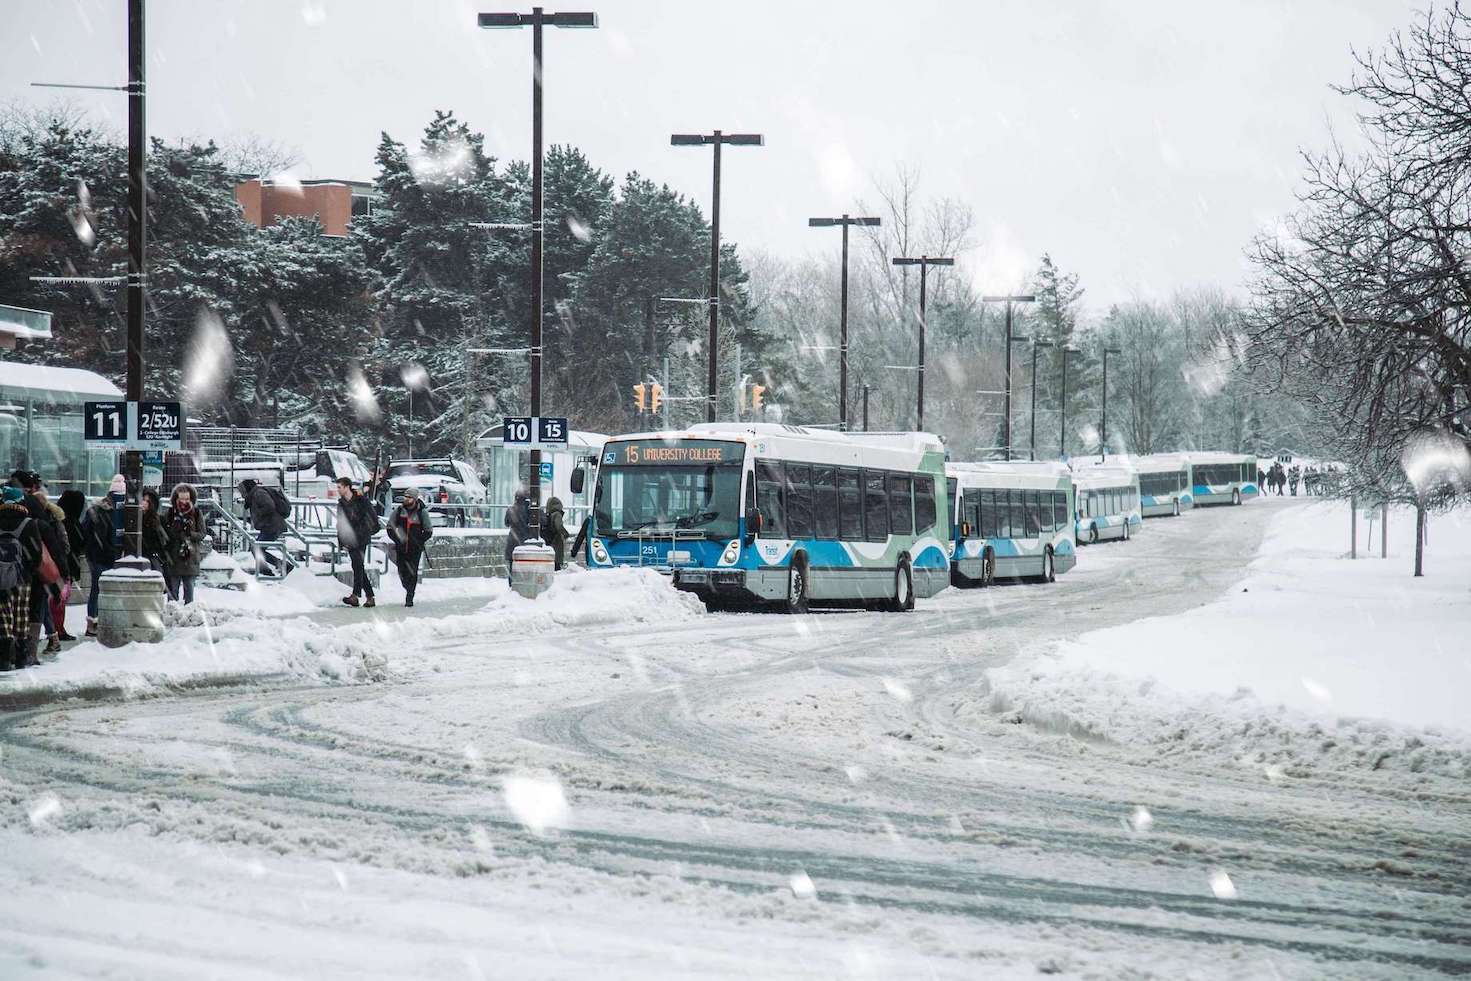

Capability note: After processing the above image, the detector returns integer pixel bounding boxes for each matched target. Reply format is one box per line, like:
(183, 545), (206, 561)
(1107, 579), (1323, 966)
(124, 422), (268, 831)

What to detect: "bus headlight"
(718, 539), (740, 566)
(591, 538), (610, 565)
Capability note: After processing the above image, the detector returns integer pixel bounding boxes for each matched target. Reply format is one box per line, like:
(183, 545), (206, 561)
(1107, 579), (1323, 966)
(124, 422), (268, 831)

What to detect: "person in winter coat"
(1288, 465), (1301, 497)
(11, 470), (66, 662)
(504, 489), (530, 575)
(387, 487), (433, 607)
(140, 488), (173, 587)
(33, 483), (77, 652)
(164, 483), (207, 604)
(80, 476), (126, 635)
(542, 496), (569, 570)
(336, 477), (379, 608)
(240, 478), (288, 576)
(0, 485), (44, 670)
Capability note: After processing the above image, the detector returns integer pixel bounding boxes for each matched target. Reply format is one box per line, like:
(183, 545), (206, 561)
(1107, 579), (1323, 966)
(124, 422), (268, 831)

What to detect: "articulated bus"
(946, 462), (1077, 586)
(1072, 464), (1142, 544)
(1182, 451), (1259, 506)
(1126, 454), (1194, 517)
(587, 424), (951, 612)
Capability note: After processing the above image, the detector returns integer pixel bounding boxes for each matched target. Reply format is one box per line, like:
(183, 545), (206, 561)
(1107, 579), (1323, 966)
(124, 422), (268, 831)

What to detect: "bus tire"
(891, 559), (914, 612)
(1232, 489), (1241, 506)
(1042, 546), (1056, 583)
(1173, 499), (1181, 517)
(981, 547), (996, 587)
(784, 556), (810, 615)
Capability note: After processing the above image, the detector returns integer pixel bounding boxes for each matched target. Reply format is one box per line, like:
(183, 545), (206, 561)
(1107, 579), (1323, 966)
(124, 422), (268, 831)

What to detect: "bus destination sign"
(604, 440), (744, 466)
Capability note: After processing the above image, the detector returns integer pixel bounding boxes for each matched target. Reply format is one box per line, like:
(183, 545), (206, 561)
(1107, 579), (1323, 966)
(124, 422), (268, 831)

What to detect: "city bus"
(1183, 451), (1259, 506)
(946, 461), (1076, 586)
(1072, 464), (1142, 544)
(587, 423), (951, 612)
(1122, 454), (1193, 517)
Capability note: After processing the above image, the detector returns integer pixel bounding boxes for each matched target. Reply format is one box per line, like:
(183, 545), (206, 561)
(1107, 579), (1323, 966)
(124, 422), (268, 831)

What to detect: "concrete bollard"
(509, 542), (556, 599)
(97, 558), (167, 648)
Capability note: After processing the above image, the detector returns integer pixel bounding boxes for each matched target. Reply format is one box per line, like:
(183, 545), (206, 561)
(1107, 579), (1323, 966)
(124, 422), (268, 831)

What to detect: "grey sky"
(6, 0), (1421, 314)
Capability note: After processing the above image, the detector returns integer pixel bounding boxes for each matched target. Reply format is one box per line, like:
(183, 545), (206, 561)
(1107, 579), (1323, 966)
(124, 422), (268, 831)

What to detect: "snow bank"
(1, 567), (700, 703)
(981, 502), (1471, 780)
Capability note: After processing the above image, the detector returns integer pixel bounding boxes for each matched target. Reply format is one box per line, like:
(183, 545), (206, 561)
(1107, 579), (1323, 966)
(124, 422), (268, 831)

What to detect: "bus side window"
(1052, 491), (1066, 532)
(888, 473), (914, 536)
(946, 477), (959, 527)
(1024, 490), (1040, 537)
(838, 469), (863, 541)
(963, 488), (981, 538)
(786, 464), (813, 539)
(863, 470), (888, 542)
(813, 466), (838, 540)
(914, 475), (936, 534)
(756, 460), (786, 538)
(744, 472), (756, 523)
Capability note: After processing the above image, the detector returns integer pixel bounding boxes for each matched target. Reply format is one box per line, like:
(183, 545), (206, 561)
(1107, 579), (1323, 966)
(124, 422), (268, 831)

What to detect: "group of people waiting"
(0, 469), (206, 671)
(1259, 462), (1331, 497)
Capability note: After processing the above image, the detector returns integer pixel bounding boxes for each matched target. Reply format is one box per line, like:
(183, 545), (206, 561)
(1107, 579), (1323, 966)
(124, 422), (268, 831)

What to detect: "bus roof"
(602, 423), (946, 471)
(947, 460), (1074, 490)
(1071, 465), (1139, 490)
(1071, 457), (1139, 476)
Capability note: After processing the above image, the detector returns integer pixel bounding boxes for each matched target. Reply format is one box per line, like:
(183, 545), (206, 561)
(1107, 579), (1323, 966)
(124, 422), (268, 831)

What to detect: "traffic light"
(633, 383), (646, 412)
(749, 383), (766, 412)
(649, 382), (664, 415)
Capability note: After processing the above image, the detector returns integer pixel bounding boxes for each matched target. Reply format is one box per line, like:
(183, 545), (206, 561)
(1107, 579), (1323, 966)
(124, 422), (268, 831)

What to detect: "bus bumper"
(671, 567), (786, 602)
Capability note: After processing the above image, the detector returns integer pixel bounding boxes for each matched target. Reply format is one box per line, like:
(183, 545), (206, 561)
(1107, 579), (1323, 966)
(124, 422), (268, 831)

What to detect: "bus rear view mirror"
(570, 467), (585, 495)
(747, 511), (763, 543)
(960, 521), (971, 538)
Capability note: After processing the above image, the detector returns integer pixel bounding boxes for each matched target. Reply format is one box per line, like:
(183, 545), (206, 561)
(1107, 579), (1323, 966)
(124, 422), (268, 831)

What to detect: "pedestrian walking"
(11, 470), (66, 663)
(33, 482), (78, 653)
(336, 477), (379, 608)
(1288, 465), (1301, 497)
(0, 485), (43, 670)
(240, 478), (290, 576)
(388, 487), (433, 607)
(140, 488), (173, 588)
(542, 496), (569, 571)
(164, 483), (206, 604)
(504, 489), (530, 576)
(80, 476), (126, 637)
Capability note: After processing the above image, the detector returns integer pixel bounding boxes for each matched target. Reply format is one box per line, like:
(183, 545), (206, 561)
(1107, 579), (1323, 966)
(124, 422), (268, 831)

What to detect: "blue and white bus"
(1127, 454), (1194, 517)
(587, 424), (951, 612)
(1183, 451), (1259, 506)
(1072, 464), (1142, 544)
(946, 462), (1077, 586)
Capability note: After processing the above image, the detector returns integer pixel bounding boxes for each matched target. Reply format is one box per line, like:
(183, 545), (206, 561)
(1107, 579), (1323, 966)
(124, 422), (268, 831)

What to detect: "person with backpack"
(504, 489), (530, 576)
(541, 496), (569, 571)
(163, 483), (206, 604)
(336, 477), (379, 608)
(240, 478), (290, 576)
(11, 470), (66, 661)
(33, 481), (78, 653)
(80, 476), (126, 637)
(0, 485), (44, 670)
(387, 487), (433, 607)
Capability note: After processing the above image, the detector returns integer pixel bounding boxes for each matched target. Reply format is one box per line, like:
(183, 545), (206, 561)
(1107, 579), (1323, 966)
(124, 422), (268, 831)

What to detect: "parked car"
(385, 459), (488, 522)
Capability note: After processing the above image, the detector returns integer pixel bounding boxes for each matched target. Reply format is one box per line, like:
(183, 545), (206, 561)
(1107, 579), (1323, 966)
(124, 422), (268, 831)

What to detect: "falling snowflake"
(789, 871), (816, 899)
(28, 794), (60, 828)
(881, 677), (913, 703)
(1209, 870), (1238, 900)
(1300, 677), (1332, 703)
(501, 771), (570, 837)
(1127, 806), (1154, 833)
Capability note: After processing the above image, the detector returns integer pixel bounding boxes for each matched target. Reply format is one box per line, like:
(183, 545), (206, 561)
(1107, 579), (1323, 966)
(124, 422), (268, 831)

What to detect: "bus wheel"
(981, 548), (996, 587)
(891, 559), (914, 612)
(1042, 547), (1056, 583)
(1173, 499), (1181, 517)
(784, 558), (809, 615)
(1232, 489), (1241, 506)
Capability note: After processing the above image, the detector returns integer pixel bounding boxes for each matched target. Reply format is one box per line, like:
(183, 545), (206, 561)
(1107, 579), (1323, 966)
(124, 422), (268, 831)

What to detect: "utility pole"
(862, 384), (871, 432)
(1100, 346), (1121, 461)
(1029, 338), (1053, 461)
(1059, 345), (1079, 458)
(981, 294), (1036, 462)
(671, 130), (764, 422)
(809, 215), (880, 429)
(893, 255), (955, 430)
(479, 6), (597, 540)
(123, 0), (147, 558)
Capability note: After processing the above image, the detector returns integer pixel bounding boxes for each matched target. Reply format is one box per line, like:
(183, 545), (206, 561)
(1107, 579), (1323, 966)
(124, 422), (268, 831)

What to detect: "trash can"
(96, 564), (167, 648)
(509, 542), (556, 599)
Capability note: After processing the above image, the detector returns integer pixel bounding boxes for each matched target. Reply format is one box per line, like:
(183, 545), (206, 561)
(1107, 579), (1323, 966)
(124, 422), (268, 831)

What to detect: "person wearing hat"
(387, 486), (433, 607)
(79, 475), (126, 637)
(0, 484), (43, 669)
(336, 477), (379, 608)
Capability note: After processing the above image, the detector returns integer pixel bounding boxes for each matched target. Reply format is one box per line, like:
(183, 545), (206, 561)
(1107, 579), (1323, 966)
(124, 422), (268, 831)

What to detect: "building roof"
(0, 304), (53, 343)
(0, 361), (122, 397)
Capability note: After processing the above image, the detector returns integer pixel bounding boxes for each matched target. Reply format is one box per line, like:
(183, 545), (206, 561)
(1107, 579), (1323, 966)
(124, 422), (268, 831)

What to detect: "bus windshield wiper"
(674, 510), (720, 529)
(616, 518), (672, 537)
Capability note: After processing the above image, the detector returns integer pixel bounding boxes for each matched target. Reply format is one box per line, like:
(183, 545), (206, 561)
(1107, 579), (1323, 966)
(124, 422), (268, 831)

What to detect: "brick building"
(234, 177), (378, 237)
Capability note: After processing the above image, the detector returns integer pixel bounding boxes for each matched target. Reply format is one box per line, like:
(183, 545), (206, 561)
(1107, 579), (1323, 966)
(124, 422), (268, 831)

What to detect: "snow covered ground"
(984, 502), (1471, 780)
(1, 498), (1468, 978)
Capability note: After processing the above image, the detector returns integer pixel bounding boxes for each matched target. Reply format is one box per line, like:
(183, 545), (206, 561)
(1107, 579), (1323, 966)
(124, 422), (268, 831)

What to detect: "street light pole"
(1101, 346), (1122, 462)
(479, 6), (596, 539)
(810, 215), (880, 430)
(981, 294), (1036, 462)
(1059, 345), (1079, 459)
(893, 255), (955, 430)
(862, 384), (870, 432)
(672, 130), (764, 422)
(123, 0), (147, 558)
(1029, 338), (1053, 461)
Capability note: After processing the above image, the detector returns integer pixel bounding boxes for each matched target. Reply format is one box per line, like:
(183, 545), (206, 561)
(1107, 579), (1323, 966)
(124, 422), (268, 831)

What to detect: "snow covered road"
(2, 498), (1468, 978)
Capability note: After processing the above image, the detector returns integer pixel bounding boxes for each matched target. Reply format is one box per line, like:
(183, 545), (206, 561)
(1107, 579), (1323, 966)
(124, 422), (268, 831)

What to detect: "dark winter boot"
(342, 595), (361, 607)
(21, 640), (40, 669)
(363, 596), (376, 608)
(404, 592), (414, 608)
(0, 639), (12, 671)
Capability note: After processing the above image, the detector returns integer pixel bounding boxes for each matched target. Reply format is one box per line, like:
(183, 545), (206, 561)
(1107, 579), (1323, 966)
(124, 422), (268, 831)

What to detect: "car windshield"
(593, 464), (741, 540)
(388, 462), (457, 480)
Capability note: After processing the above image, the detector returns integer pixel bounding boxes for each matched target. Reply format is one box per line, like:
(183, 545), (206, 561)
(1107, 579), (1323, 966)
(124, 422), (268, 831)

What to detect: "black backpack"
(268, 486), (291, 518)
(0, 517), (31, 592)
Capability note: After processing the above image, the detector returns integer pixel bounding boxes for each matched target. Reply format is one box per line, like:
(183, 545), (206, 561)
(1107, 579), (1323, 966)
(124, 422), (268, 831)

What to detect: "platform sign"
(536, 416), (568, 447)
(134, 400), (183, 450)
(502, 416), (534, 445)
(502, 415), (568, 450)
(84, 401), (129, 446)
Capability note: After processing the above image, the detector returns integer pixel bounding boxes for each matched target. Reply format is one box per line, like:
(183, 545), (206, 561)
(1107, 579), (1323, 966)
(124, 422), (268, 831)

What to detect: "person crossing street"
(387, 487), (433, 608)
(336, 477), (380, 608)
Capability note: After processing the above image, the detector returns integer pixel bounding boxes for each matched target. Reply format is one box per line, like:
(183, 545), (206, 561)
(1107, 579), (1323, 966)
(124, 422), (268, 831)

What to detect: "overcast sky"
(6, 0), (1423, 314)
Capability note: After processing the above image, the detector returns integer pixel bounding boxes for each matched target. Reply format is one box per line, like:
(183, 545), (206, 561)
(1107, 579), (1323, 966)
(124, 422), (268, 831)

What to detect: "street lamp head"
(478, 11), (598, 28)
(1104, 347), (1122, 355)
(1062, 345), (1081, 354)
(808, 218), (838, 227)
(981, 294), (1037, 303)
(1012, 335), (1031, 345)
(670, 134), (708, 146)
(671, 133), (764, 146)
(1034, 339), (1055, 349)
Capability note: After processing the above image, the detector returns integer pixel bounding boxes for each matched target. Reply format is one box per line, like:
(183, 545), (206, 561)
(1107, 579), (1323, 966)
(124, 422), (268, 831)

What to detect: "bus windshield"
(594, 464), (742, 540)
